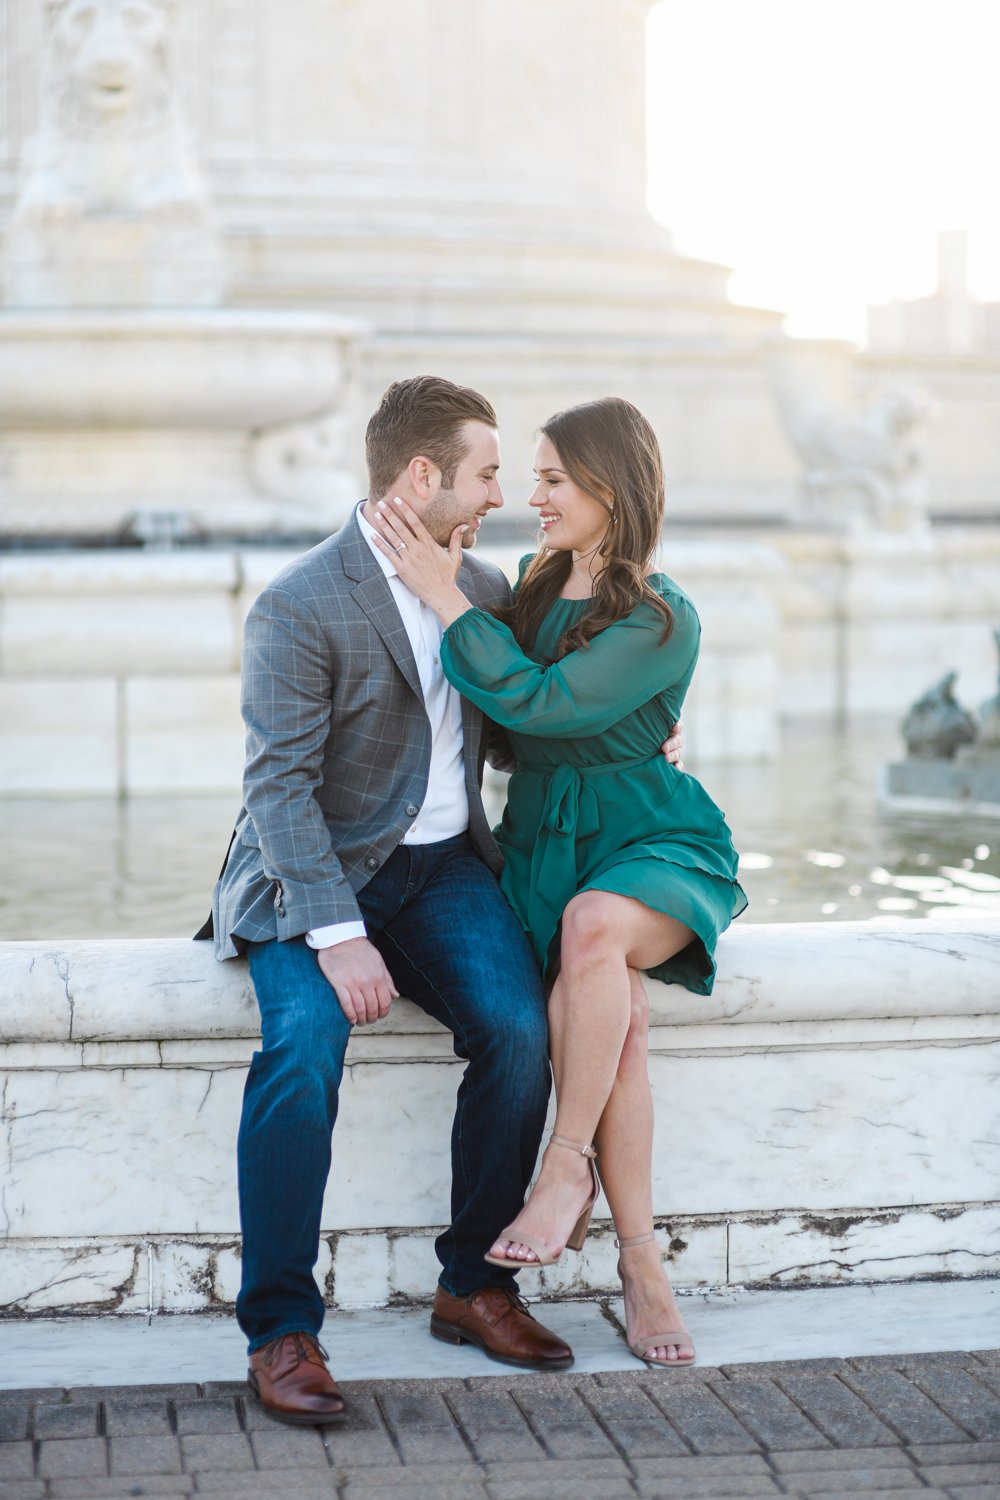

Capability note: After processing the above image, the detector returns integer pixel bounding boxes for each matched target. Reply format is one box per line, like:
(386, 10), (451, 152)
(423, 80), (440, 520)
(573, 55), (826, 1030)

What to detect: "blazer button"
(365, 856), (379, 871)
(405, 804), (419, 817)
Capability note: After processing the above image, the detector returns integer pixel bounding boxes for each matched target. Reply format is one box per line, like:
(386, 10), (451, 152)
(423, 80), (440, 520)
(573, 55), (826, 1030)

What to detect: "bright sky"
(645, 0), (1000, 344)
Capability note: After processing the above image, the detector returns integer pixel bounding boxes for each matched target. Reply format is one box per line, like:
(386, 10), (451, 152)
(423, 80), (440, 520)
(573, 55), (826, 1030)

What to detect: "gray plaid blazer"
(210, 509), (513, 960)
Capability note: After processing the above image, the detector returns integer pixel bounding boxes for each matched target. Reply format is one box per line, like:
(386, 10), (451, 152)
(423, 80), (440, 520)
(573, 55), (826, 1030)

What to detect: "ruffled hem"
(580, 854), (748, 995)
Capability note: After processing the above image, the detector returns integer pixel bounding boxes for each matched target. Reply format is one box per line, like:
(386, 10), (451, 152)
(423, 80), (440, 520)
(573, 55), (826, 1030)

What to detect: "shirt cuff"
(306, 920), (367, 950)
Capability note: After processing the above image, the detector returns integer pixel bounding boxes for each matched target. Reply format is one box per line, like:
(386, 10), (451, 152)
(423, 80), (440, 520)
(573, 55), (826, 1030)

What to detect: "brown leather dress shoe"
(247, 1331), (346, 1425)
(431, 1286), (573, 1370)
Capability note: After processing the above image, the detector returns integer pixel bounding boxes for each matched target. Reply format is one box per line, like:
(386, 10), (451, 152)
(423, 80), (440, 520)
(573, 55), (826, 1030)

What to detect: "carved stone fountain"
(0, 0), (367, 540)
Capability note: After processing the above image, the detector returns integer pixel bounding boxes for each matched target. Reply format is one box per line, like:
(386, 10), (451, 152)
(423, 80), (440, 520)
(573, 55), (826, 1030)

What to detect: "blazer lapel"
(338, 510), (423, 703)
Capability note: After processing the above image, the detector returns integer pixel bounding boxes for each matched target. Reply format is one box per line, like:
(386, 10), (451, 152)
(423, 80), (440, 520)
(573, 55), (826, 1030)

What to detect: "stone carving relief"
(3, 0), (225, 306)
(249, 413), (359, 527)
(771, 363), (938, 532)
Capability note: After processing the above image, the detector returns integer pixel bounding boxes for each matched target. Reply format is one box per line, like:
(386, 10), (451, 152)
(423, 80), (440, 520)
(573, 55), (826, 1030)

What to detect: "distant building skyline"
(646, 0), (1000, 345)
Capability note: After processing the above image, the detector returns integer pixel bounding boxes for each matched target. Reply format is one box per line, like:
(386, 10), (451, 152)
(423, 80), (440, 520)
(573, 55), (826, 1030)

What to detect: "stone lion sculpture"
(4, 0), (223, 304)
(771, 365), (938, 532)
(13, 0), (209, 215)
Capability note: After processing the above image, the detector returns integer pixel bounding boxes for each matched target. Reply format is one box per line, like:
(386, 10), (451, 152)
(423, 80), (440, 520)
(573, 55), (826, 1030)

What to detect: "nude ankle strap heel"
(616, 1229), (696, 1368)
(483, 1133), (600, 1269)
(549, 1135), (599, 1253)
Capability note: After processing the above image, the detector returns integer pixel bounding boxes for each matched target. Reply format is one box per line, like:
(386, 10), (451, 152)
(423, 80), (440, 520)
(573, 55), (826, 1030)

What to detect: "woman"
(372, 397), (746, 1366)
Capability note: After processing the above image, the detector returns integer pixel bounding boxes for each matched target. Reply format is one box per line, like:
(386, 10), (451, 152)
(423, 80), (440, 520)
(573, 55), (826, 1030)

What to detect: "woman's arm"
(439, 599), (699, 738)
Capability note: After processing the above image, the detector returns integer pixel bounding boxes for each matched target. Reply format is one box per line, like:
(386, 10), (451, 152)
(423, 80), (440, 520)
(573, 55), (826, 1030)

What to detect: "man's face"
(421, 421), (503, 548)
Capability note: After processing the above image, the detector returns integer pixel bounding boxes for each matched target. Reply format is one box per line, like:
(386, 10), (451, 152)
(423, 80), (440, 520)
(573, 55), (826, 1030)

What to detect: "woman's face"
(528, 433), (612, 555)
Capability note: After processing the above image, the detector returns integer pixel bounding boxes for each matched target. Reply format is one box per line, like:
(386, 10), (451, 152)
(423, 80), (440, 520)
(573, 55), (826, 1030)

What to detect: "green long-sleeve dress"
(440, 563), (747, 995)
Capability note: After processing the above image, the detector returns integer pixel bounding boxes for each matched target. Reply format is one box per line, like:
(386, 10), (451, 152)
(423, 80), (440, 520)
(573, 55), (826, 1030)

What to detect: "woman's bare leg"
(596, 968), (694, 1362)
(487, 891), (692, 1297)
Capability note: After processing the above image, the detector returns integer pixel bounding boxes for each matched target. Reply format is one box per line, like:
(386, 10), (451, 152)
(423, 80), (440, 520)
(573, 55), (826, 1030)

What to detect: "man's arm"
(241, 586), (396, 1025)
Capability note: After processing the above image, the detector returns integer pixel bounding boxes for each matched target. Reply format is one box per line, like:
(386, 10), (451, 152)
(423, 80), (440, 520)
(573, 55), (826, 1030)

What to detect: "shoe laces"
(469, 1286), (532, 1319)
(261, 1331), (329, 1369)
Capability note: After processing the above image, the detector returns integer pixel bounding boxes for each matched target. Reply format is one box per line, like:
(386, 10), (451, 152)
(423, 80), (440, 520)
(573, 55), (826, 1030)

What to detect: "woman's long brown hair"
(498, 397), (673, 658)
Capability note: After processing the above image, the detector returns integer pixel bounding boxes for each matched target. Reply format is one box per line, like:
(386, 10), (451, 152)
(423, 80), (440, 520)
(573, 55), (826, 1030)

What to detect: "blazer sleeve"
(440, 594), (700, 739)
(240, 585), (364, 935)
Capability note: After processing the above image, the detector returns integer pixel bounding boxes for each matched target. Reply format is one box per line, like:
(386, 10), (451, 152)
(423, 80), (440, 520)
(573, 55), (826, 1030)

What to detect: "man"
(206, 376), (681, 1424)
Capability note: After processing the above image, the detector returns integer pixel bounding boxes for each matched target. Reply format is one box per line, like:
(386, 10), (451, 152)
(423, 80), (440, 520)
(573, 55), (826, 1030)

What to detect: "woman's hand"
(370, 496), (474, 628)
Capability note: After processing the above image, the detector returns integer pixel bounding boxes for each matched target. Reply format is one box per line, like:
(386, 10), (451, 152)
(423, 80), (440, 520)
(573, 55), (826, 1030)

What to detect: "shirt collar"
(356, 501), (398, 580)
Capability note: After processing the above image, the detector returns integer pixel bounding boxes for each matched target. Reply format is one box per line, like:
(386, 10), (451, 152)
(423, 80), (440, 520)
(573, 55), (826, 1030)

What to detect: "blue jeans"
(236, 834), (551, 1352)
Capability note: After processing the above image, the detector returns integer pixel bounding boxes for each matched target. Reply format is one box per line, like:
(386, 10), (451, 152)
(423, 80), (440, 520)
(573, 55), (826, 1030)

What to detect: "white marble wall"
(1, 921), (997, 1314)
(3, 527), (999, 792)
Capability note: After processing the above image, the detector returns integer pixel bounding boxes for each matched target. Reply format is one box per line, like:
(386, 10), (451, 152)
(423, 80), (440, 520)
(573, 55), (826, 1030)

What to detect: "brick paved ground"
(0, 1350), (997, 1499)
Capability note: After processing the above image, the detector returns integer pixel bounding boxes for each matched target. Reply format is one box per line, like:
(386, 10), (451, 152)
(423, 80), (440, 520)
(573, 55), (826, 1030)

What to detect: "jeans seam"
(377, 927), (476, 1288)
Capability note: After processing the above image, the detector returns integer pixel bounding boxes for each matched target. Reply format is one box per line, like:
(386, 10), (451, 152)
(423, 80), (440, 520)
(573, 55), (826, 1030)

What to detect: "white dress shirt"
(307, 504), (470, 950)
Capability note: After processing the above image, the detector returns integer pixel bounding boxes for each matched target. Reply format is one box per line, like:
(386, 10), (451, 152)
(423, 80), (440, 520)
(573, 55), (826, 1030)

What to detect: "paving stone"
(179, 1434), (255, 1473)
(481, 1458), (631, 1482)
(643, 1384), (761, 1455)
(849, 1355), (981, 1373)
(910, 1443), (1000, 1465)
(945, 1488), (1000, 1500)
(769, 1449), (919, 1473)
(631, 1477), (782, 1498)
(777, 1375), (900, 1448)
(577, 1379), (689, 1459)
(0, 1390), (64, 1406)
(48, 1482), (193, 1498)
(67, 1387), (199, 1404)
(794, 1490), (948, 1500)
(0, 1447), (33, 1480)
(33, 1402), (99, 1440)
(486, 1479), (633, 1500)
(779, 1472), (926, 1490)
(445, 1388), (545, 1462)
(200, 1384), (249, 1399)
(344, 1485), (484, 1500)
(709, 1377), (827, 1451)
(376, 1389), (473, 1464)
(108, 1436), (183, 1476)
(191, 1476), (335, 1496)
(506, 1384), (619, 1461)
(172, 1399), (241, 1436)
(0, 1407), (30, 1443)
(721, 1359), (852, 1379)
(915, 1464), (1000, 1485)
(0, 1483), (45, 1500)
(104, 1400), (173, 1437)
(630, 1455), (773, 1480)
(37, 1438), (108, 1478)
(249, 1427), (330, 1469)
(324, 1428), (401, 1467)
(842, 1371), (971, 1444)
(972, 1353), (1000, 1369)
(339, 1463), (476, 1486)
(910, 1367), (1000, 1441)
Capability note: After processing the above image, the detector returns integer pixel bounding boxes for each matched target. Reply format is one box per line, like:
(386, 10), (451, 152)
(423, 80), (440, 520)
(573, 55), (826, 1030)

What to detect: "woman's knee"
(560, 891), (626, 969)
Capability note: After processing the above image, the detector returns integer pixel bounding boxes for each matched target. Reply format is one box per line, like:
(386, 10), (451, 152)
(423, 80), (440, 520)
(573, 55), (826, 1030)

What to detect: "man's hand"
(661, 718), (685, 772)
(317, 937), (399, 1026)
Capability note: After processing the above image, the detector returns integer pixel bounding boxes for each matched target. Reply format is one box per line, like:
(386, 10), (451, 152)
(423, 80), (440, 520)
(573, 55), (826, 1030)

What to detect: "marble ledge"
(3, 921), (999, 1046)
(1, 1013), (997, 1074)
(2, 1204), (998, 1316)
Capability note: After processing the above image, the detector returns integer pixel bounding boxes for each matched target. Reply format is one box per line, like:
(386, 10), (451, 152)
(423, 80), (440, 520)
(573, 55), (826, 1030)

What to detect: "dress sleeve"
(441, 593), (700, 738)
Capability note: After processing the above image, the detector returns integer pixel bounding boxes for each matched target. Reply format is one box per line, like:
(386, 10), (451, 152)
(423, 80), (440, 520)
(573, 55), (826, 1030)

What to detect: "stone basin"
(0, 309), (368, 427)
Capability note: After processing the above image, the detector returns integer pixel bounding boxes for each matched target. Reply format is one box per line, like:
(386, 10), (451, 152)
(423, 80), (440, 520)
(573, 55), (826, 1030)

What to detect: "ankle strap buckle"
(550, 1133), (597, 1159)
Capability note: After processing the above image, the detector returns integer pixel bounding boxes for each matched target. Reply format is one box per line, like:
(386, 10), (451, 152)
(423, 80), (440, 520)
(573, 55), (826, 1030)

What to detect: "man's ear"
(407, 454), (438, 500)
